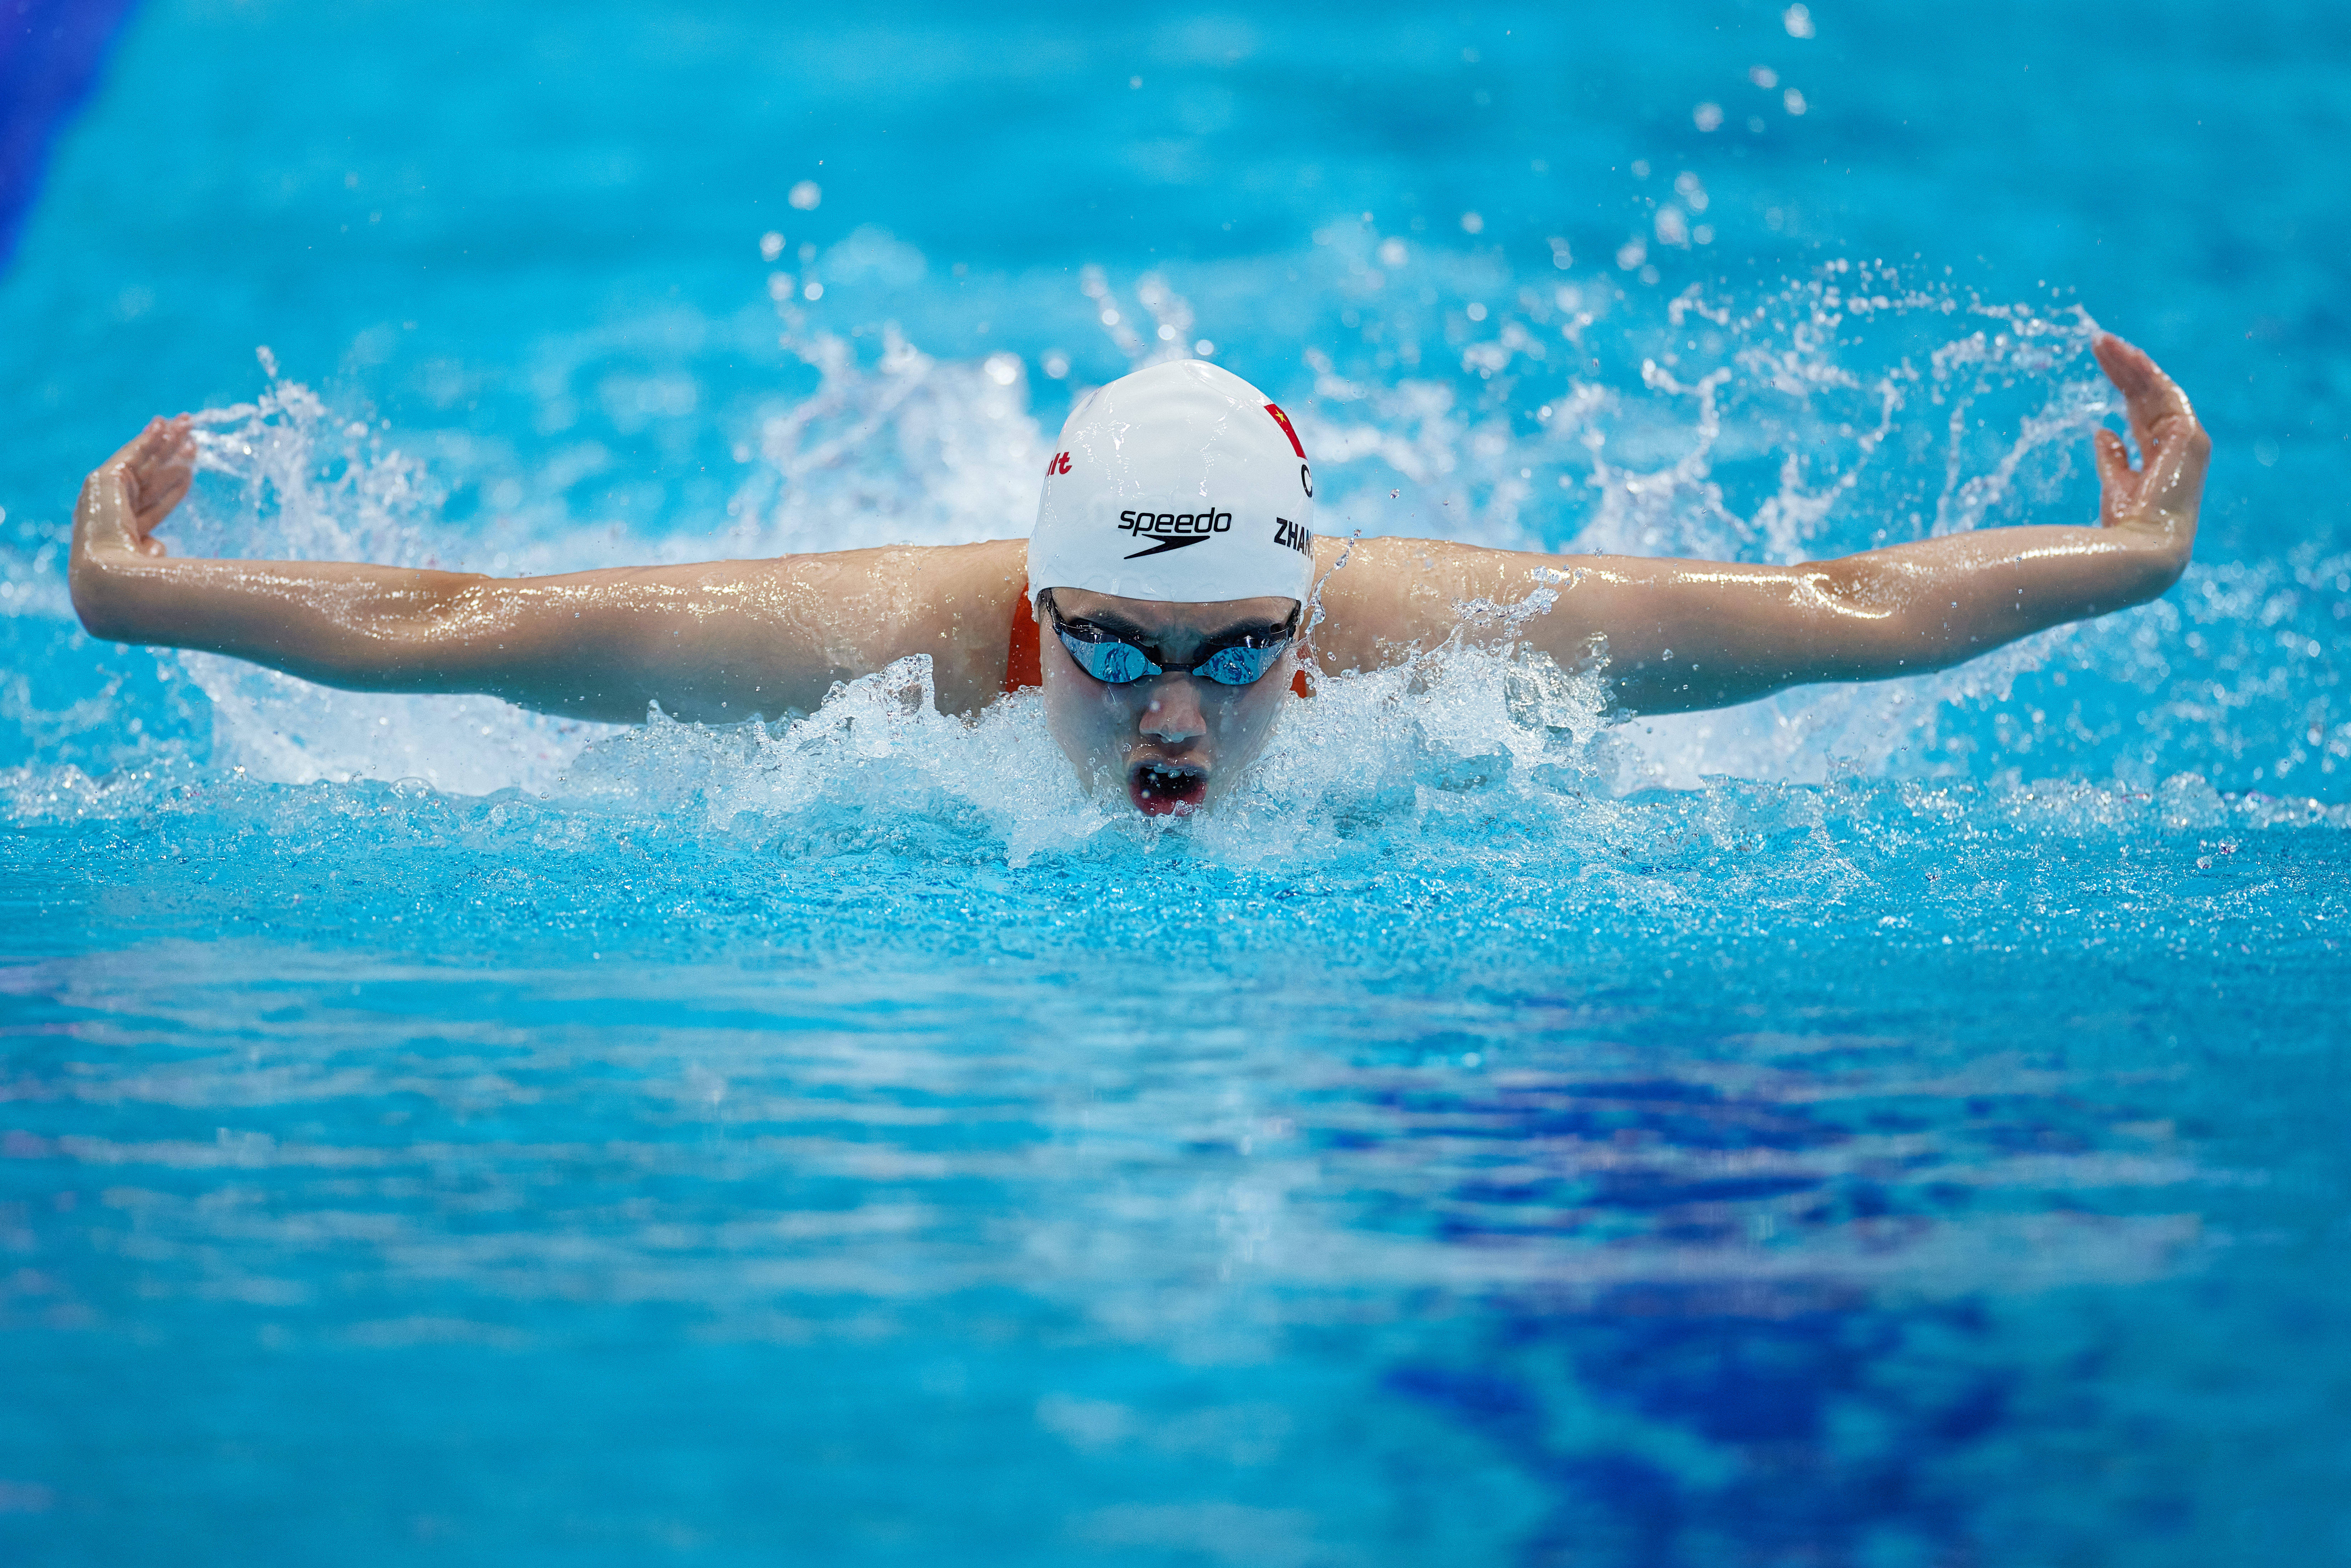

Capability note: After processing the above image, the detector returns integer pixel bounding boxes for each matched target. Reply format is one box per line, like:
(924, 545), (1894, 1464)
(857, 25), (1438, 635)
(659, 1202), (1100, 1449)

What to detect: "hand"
(74, 414), (196, 562)
(2090, 334), (2209, 566)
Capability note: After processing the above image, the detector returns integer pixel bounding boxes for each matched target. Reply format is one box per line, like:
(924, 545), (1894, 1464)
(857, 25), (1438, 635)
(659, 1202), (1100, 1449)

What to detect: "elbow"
(2066, 548), (2185, 622)
(2128, 549), (2187, 605)
(377, 575), (508, 692)
(68, 549), (143, 645)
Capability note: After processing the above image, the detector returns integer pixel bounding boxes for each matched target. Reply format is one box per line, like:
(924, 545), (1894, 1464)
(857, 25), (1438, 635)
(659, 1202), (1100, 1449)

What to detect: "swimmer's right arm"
(71, 418), (1029, 721)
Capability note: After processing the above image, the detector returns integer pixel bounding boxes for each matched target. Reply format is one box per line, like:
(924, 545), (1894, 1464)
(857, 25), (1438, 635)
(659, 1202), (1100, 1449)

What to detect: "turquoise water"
(4, 2), (2349, 1562)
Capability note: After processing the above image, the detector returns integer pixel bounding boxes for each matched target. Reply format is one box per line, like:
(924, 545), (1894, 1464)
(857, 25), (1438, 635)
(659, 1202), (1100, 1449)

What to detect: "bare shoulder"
(1305, 534), (1613, 673)
(544, 537), (1029, 718)
(715, 535), (1026, 599)
(908, 536), (1031, 611)
(870, 536), (1031, 713)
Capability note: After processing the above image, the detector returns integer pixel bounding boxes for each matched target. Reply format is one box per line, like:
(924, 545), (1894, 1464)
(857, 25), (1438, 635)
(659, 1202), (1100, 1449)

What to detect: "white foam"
(92, 255), (2331, 812)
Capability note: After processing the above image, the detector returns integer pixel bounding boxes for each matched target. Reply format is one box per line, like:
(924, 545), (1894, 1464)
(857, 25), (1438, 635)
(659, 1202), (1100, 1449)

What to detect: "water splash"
(2, 243), (2343, 806)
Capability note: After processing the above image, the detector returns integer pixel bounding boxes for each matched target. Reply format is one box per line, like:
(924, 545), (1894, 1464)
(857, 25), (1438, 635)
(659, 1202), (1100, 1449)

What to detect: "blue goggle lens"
(1195, 642), (1284, 685)
(1055, 628), (1290, 687)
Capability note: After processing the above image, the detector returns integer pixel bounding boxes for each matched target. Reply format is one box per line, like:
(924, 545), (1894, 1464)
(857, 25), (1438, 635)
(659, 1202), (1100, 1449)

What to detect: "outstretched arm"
(69, 418), (1028, 720)
(1310, 333), (2210, 715)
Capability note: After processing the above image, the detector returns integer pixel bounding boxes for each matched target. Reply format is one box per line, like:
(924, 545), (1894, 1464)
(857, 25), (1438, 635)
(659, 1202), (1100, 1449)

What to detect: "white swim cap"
(1028, 359), (1315, 607)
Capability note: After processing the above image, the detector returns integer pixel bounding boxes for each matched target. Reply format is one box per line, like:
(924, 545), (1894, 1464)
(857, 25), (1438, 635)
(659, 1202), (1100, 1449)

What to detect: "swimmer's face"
(1036, 589), (1301, 817)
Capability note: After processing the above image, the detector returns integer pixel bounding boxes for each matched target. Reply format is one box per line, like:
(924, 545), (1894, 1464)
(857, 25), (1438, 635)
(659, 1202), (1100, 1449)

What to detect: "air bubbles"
(1129, 74), (1142, 88)
(1460, 212), (1485, 235)
(1193, 339), (1215, 357)
(1694, 102), (1724, 132)
(1631, 160), (1651, 180)
(759, 231), (785, 262)
(1784, 4), (1815, 37)
(1616, 237), (1648, 271)
(2254, 438), (2280, 467)
(1750, 65), (1779, 89)
(787, 181), (821, 211)
(1378, 237), (1409, 268)
(983, 352), (1022, 387)
(1156, 324), (1176, 341)
(1547, 236), (1573, 269)
(1784, 88), (1809, 116)
(766, 272), (794, 301)
(804, 282), (823, 301)
(1466, 302), (1488, 322)
(1042, 351), (1071, 379)
(1674, 171), (1708, 211)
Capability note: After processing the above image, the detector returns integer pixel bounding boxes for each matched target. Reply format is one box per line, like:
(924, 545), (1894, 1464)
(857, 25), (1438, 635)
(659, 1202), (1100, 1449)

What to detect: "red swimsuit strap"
(1003, 578), (1043, 694)
(1004, 578), (1310, 699)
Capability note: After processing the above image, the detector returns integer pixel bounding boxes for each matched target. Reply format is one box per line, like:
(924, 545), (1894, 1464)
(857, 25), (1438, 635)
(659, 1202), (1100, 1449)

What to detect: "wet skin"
(1034, 589), (1300, 816)
(71, 335), (2209, 816)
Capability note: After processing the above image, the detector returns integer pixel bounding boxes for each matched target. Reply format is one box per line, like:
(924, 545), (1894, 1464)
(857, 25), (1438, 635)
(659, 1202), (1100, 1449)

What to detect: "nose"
(1137, 675), (1208, 742)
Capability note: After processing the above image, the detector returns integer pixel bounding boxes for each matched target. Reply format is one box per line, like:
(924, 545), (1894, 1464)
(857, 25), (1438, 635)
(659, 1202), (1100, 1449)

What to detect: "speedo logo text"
(1119, 506), (1232, 559)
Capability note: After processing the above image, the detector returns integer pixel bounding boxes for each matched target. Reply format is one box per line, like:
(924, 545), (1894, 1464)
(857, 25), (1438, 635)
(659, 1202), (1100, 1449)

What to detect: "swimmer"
(70, 335), (2207, 817)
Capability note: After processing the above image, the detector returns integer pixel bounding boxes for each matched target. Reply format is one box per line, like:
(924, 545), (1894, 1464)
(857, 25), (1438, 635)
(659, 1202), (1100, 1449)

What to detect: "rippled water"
(4, 1), (2348, 1563)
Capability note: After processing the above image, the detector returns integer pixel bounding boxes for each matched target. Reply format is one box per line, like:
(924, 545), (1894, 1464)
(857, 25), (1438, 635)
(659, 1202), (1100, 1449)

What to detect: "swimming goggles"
(1041, 590), (1300, 687)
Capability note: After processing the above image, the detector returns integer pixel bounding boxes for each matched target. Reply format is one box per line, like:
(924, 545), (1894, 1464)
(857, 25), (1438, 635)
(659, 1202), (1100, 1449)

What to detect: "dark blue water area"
(0, 0), (139, 266)
(3, 1), (2350, 1563)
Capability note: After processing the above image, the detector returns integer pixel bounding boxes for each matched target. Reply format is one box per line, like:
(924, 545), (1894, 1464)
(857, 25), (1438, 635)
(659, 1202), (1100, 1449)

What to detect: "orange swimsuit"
(1002, 579), (1309, 698)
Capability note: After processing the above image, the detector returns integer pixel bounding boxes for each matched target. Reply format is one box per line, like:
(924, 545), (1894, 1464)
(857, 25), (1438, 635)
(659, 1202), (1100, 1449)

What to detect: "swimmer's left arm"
(1559, 333), (2207, 714)
(1314, 333), (2209, 716)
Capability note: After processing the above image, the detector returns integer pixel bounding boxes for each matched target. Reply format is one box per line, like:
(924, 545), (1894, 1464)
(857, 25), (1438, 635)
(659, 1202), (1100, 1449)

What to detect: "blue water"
(4, 1), (2349, 1562)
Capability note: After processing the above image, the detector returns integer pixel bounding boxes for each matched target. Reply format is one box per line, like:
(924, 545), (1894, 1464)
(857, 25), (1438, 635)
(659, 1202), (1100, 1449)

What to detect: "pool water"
(3, 2), (2348, 1563)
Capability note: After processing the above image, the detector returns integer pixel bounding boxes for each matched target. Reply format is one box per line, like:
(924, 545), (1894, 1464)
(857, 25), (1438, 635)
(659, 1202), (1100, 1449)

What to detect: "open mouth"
(1127, 759), (1208, 817)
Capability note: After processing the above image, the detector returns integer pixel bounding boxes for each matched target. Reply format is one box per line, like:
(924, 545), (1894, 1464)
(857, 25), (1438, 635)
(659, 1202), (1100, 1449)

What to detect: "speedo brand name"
(1119, 506), (1232, 559)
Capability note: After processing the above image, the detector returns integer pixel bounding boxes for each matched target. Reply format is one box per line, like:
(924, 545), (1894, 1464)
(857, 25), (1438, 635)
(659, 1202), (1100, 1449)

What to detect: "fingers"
(2091, 332), (2159, 397)
(2092, 428), (2136, 525)
(2094, 332), (2197, 438)
(145, 466), (195, 510)
(2091, 332), (2210, 513)
(119, 414), (197, 538)
(101, 418), (165, 477)
(112, 415), (192, 488)
(131, 414), (197, 474)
